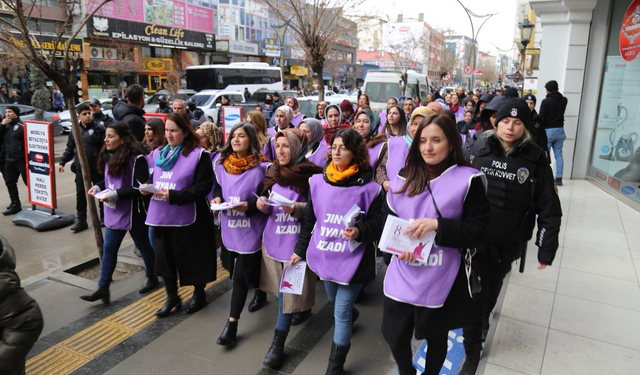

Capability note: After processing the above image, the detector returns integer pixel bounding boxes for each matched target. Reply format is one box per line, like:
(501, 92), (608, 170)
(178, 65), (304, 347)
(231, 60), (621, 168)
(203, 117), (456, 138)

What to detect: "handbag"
(426, 181), (482, 298)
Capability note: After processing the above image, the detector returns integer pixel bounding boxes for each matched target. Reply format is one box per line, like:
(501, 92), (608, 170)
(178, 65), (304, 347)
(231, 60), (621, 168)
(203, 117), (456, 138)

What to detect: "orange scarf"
(223, 152), (269, 174)
(325, 161), (359, 183)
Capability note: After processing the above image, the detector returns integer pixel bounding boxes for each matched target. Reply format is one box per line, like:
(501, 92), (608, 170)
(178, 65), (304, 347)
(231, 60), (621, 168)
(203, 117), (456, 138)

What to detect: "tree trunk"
(63, 94), (104, 258)
(314, 65), (325, 102)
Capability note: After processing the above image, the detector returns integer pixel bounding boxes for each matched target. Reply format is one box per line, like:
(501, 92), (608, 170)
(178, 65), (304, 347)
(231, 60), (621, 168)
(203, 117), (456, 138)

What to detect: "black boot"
(248, 289), (267, 312)
(80, 285), (110, 303)
(458, 342), (482, 375)
(138, 276), (159, 294)
(155, 278), (181, 318)
(263, 329), (288, 369)
(556, 177), (563, 186)
(2, 203), (21, 216)
(352, 307), (360, 324)
(291, 309), (312, 326)
(70, 217), (88, 233)
(217, 320), (238, 346)
(187, 285), (206, 314)
(325, 342), (350, 375)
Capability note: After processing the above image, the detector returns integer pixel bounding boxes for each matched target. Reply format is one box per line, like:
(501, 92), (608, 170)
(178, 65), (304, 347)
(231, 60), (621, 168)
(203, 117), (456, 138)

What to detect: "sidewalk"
(481, 179), (640, 374)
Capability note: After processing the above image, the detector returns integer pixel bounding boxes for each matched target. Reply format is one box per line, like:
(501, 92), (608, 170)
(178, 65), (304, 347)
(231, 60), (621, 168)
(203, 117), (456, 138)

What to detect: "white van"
(363, 70), (432, 110)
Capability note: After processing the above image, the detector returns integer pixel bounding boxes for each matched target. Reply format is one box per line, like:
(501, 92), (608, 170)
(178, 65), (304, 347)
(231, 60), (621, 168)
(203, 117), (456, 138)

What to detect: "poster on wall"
(218, 4), (231, 40)
(23, 121), (57, 209)
(619, 0), (640, 62)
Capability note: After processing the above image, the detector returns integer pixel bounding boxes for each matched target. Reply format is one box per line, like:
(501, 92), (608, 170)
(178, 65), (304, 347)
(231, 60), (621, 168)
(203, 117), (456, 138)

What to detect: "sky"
(357, 0), (519, 56)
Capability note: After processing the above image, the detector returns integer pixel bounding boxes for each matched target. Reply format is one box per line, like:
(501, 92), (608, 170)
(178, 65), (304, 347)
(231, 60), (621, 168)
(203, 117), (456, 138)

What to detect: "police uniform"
(0, 107), (26, 215)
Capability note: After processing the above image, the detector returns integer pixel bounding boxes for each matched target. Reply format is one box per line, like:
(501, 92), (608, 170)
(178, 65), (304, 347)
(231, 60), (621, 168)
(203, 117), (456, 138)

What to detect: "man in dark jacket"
(539, 80), (568, 185)
(187, 98), (206, 127)
(112, 84), (146, 142)
(0, 236), (44, 375)
(0, 106), (26, 215)
(155, 95), (172, 114)
(89, 99), (114, 128)
(22, 86), (34, 106)
(524, 94), (550, 163)
(215, 95), (232, 128)
(58, 103), (105, 232)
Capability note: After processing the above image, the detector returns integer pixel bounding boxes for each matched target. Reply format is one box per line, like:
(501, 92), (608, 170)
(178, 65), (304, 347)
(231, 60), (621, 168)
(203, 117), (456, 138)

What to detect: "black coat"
(22, 90), (33, 106)
(0, 118), (23, 162)
(0, 237), (44, 375)
(60, 120), (105, 173)
(112, 101), (146, 142)
(294, 166), (385, 285)
(150, 152), (217, 286)
(539, 91), (568, 129)
(92, 111), (115, 128)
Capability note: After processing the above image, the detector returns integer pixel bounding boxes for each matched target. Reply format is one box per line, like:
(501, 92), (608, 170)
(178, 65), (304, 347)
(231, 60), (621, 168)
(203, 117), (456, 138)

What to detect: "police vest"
(470, 151), (535, 244)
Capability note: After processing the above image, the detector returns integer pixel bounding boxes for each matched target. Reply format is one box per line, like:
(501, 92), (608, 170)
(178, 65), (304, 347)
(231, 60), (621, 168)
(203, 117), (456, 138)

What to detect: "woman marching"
(322, 104), (350, 146)
(291, 128), (384, 375)
(257, 129), (323, 369)
(246, 110), (274, 160)
(82, 122), (158, 303)
(143, 113), (217, 317)
(380, 104), (407, 138)
(377, 107), (433, 192)
(352, 109), (388, 172)
(381, 114), (489, 375)
(459, 99), (561, 374)
(379, 97), (399, 128)
(143, 118), (166, 154)
(268, 106), (296, 137)
(285, 96), (306, 126)
(212, 123), (271, 347)
(299, 118), (329, 167)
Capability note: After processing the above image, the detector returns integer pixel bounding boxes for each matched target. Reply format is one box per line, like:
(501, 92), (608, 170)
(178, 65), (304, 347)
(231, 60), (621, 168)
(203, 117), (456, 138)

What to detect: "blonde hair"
(484, 127), (532, 155)
(246, 110), (268, 147)
(195, 122), (221, 152)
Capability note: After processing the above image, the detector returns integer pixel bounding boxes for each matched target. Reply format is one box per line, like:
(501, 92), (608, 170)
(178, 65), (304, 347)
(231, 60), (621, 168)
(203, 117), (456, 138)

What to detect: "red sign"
(463, 65), (472, 74)
(595, 170), (607, 181)
(473, 70), (483, 75)
(608, 176), (621, 190)
(442, 72), (452, 82)
(23, 121), (57, 209)
(619, 0), (640, 61)
(143, 113), (167, 122)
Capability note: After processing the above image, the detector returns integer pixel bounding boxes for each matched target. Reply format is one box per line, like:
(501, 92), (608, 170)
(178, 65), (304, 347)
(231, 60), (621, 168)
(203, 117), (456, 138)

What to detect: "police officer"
(58, 104), (106, 233)
(0, 106), (26, 215)
(89, 99), (114, 128)
(155, 95), (172, 114)
(460, 98), (562, 374)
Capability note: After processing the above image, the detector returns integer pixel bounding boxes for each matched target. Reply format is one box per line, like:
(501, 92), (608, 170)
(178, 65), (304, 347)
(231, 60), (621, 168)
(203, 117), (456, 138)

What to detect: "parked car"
(0, 104), (62, 136)
(143, 89), (197, 113)
(191, 90), (245, 124)
(55, 99), (112, 134)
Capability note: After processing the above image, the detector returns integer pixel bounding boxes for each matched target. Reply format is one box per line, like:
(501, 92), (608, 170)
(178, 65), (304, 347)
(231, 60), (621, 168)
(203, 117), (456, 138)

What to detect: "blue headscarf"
(156, 144), (183, 171)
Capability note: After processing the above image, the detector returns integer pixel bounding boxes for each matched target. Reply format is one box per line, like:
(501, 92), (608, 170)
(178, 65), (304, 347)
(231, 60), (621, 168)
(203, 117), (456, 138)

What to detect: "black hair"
(76, 103), (90, 114)
(218, 122), (265, 165)
(98, 122), (146, 177)
(126, 84), (145, 104)
(329, 128), (370, 170)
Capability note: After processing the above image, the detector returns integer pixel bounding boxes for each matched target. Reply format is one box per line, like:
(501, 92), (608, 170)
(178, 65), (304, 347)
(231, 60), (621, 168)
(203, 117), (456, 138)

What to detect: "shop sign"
(23, 121), (57, 209)
(216, 40), (229, 52)
(90, 17), (214, 49)
(6, 34), (83, 59)
(142, 58), (173, 73)
(619, 0), (640, 61)
(229, 40), (258, 56)
(290, 65), (308, 76)
(90, 59), (137, 71)
(263, 38), (280, 57)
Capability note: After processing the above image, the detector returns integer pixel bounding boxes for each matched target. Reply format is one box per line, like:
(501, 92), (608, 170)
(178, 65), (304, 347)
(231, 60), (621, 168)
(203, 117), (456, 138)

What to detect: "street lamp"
(518, 18), (535, 96)
(272, 17), (293, 78)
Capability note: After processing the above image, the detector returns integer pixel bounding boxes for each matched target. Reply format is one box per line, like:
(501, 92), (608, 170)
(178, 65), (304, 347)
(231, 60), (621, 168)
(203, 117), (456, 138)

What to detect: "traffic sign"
(463, 65), (472, 74)
(442, 72), (452, 82)
(472, 70), (483, 75)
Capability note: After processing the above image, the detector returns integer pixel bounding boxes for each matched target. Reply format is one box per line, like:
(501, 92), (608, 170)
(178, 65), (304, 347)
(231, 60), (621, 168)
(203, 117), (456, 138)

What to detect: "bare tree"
(0, 0), (114, 255)
(0, 44), (29, 92)
(478, 59), (497, 86)
(382, 29), (429, 95)
(439, 46), (458, 81)
(104, 40), (136, 98)
(256, 0), (365, 101)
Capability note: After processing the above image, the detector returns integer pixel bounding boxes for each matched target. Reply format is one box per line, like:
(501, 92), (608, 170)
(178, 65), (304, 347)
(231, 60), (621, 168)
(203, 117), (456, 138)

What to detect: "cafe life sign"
(91, 17), (214, 49)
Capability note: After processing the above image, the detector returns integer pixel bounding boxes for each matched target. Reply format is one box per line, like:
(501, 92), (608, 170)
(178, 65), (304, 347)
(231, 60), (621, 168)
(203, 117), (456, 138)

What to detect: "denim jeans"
(98, 225), (155, 287)
(546, 127), (566, 178)
(275, 291), (294, 332)
(324, 281), (363, 346)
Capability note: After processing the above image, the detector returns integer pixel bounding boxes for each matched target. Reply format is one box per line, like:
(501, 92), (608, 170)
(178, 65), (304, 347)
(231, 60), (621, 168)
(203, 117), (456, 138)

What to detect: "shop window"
(142, 47), (152, 57)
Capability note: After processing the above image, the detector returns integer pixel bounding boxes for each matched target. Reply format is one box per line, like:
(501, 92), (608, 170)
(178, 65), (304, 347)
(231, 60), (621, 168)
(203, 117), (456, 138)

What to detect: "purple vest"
(104, 155), (145, 231)
(452, 106), (465, 122)
(262, 137), (274, 160)
(386, 137), (409, 181)
(267, 124), (295, 137)
(379, 112), (387, 131)
(263, 183), (306, 261)
(207, 151), (219, 202)
(307, 142), (329, 167)
(384, 165), (482, 307)
(291, 113), (304, 127)
(306, 174), (381, 284)
(214, 154), (270, 254)
(146, 147), (205, 227)
(368, 141), (385, 169)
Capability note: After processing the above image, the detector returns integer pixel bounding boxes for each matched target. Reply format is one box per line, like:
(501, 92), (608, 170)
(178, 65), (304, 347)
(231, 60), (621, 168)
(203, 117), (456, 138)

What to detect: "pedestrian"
(315, 101), (328, 121)
(214, 95), (231, 128)
(112, 84), (146, 142)
(82, 122), (158, 304)
(377, 107), (433, 192)
(111, 94), (119, 109)
(462, 97), (475, 113)
(322, 104), (350, 145)
(352, 109), (387, 171)
(58, 103), (106, 232)
(524, 94), (550, 162)
(262, 93), (276, 123)
(0, 237), (44, 375)
(382, 114), (489, 375)
(460, 99), (562, 374)
(285, 96), (305, 126)
(539, 80), (568, 186)
(462, 96), (506, 154)
(457, 110), (474, 134)
(448, 93), (465, 122)
(291, 128), (384, 375)
(9, 90), (20, 104)
(52, 88), (64, 112)
(0, 106), (26, 215)
(245, 110), (273, 160)
(381, 104), (407, 138)
(268, 105), (295, 138)
(244, 87), (252, 102)
(22, 86), (34, 106)
(258, 129), (323, 369)
(456, 86), (466, 102)
(143, 113), (217, 317)
(155, 95), (172, 114)
(272, 92), (284, 108)
(298, 118), (328, 167)
(195, 121), (221, 154)
(212, 123), (271, 347)
(89, 99), (115, 128)
(379, 97), (399, 128)
(403, 98), (415, 122)
(0, 87), (9, 103)
(339, 99), (355, 124)
(143, 118), (166, 155)
(187, 98), (206, 126)
(357, 94), (370, 110)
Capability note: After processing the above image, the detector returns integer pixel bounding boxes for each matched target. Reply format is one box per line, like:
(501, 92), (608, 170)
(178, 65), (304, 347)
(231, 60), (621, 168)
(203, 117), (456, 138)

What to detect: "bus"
(362, 70), (432, 110)
(186, 62), (283, 93)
